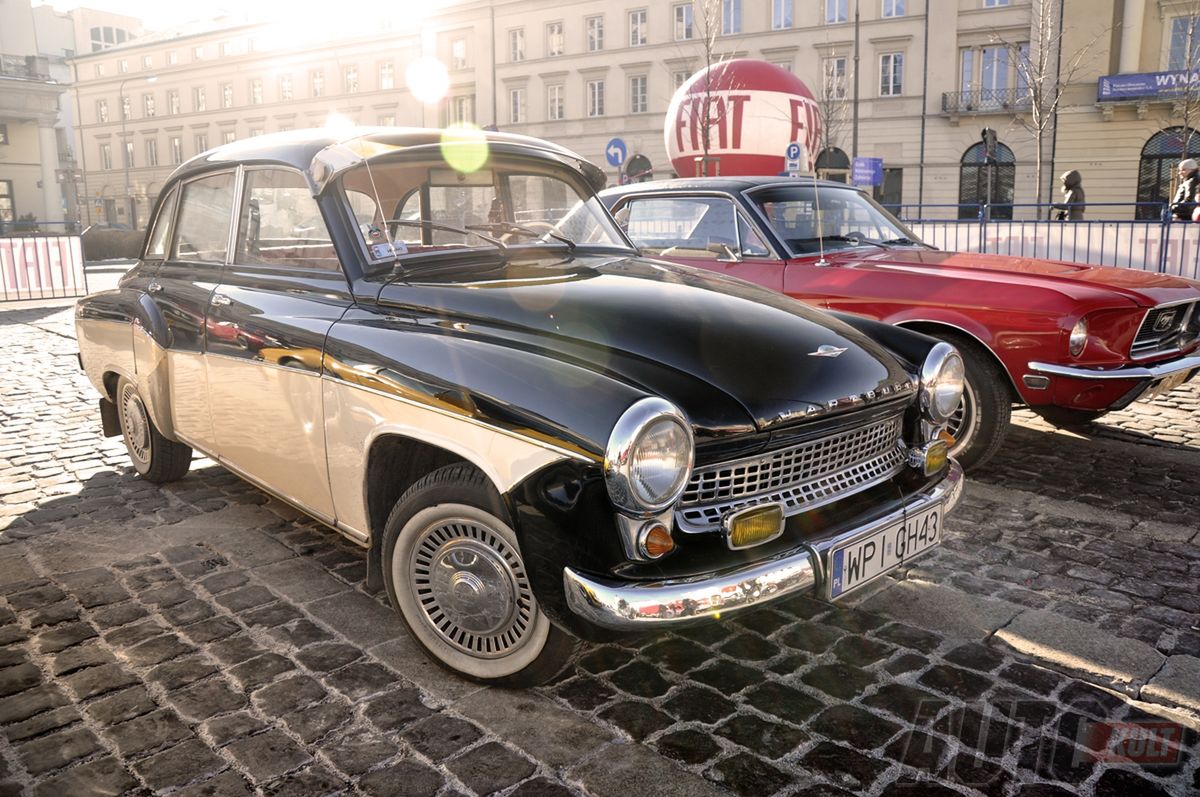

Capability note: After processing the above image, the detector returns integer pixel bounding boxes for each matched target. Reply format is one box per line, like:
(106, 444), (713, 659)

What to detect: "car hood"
(840, 248), (1200, 308)
(376, 255), (916, 437)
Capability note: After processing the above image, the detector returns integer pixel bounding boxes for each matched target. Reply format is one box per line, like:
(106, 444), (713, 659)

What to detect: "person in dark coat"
(1170, 159), (1200, 220)
(1053, 170), (1085, 220)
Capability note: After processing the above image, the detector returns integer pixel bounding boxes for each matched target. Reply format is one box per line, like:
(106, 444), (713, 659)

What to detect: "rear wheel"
(382, 464), (577, 687)
(116, 377), (192, 483)
(939, 334), (1012, 472)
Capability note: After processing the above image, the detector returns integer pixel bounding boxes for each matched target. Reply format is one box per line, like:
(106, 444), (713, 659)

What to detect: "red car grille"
(1132, 302), (1198, 359)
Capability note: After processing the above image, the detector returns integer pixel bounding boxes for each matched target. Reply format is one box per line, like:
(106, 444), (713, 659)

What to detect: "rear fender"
(130, 293), (179, 439)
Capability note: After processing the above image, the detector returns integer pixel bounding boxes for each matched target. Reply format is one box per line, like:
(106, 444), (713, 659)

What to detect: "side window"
(624, 197), (738, 258)
(172, 172), (235, 263)
(738, 213), (770, 257)
(236, 169), (338, 271)
(145, 186), (178, 259)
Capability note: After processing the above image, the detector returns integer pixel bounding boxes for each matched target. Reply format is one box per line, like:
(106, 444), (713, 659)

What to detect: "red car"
(600, 178), (1200, 469)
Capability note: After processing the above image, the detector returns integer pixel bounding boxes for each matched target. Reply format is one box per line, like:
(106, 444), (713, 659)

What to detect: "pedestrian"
(1170, 159), (1200, 220)
(1053, 170), (1085, 220)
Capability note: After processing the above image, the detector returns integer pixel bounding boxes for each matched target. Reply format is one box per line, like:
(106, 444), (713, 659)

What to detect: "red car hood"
(840, 248), (1200, 309)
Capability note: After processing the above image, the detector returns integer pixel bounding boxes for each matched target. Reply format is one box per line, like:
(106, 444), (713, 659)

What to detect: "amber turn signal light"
(638, 523), (676, 559)
(724, 504), (785, 550)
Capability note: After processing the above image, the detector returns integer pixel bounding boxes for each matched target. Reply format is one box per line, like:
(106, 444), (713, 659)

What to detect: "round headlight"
(920, 342), (966, 424)
(1069, 318), (1088, 357)
(605, 398), (694, 514)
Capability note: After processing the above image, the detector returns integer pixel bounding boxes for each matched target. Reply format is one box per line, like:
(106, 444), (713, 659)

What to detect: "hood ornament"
(808, 344), (848, 358)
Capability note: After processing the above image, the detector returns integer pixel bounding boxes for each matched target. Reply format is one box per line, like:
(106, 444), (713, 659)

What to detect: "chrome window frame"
(613, 190), (784, 261)
(166, 166), (242, 269)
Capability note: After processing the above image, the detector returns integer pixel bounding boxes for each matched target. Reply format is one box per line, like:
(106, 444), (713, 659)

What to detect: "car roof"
(600, 175), (862, 198)
(168, 126), (603, 194)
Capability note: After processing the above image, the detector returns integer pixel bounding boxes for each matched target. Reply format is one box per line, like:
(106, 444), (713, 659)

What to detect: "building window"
(873, 167), (903, 209)
(193, 87), (206, 112)
(141, 55), (152, 69)
(509, 87), (526, 123)
(195, 133), (208, 152)
(143, 93), (155, 117)
(674, 4), (694, 40)
(99, 142), (112, 170)
(547, 83), (564, 120)
(823, 56), (847, 99)
(145, 139), (158, 167)
(124, 141), (134, 168)
(97, 99), (109, 123)
(586, 16), (604, 51)
(983, 0), (1009, 6)
(170, 136), (182, 164)
(771, 59), (793, 73)
(880, 52), (904, 95)
(451, 38), (468, 69)
(773, 0), (793, 29)
(673, 70), (690, 89)
(379, 62), (394, 90)
(722, 0), (741, 34)
(343, 66), (358, 94)
(223, 130), (236, 145)
(167, 90), (180, 115)
(118, 95), (130, 120)
(311, 70), (325, 97)
(450, 95), (474, 124)
(378, 114), (395, 126)
(1169, 16), (1200, 70)
(167, 51), (178, 65)
(0, 180), (11, 224)
(510, 29), (525, 62)
(630, 75), (647, 113)
(222, 83), (234, 108)
(192, 45), (203, 60)
(249, 127), (264, 137)
(587, 79), (605, 116)
(630, 10), (647, 47)
(547, 22), (564, 56)
(279, 75), (293, 101)
(815, 146), (851, 182)
(94, 64), (105, 77)
(119, 58), (128, 73)
(959, 140), (1014, 218)
(250, 78), (263, 104)
(826, 0), (847, 23)
(882, 0), (904, 17)
(1136, 127), (1200, 219)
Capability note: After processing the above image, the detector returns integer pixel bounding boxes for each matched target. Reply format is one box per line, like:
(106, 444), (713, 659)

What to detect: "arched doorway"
(958, 141), (1015, 219)
(1136, 127), (1200, 219)
(816, 147), (850, 183)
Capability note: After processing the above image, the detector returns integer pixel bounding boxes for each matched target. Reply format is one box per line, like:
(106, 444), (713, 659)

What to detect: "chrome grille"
(1132, 302), (1197, 359)
(677, 414), (906, 533)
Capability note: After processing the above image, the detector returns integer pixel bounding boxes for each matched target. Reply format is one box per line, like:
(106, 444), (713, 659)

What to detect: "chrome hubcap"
(120, 385), (151, 466)
(410, 520), (532, 658)
(947, 379), (977, 457)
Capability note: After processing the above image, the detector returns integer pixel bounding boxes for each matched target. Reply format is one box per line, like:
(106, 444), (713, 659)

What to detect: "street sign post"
(605, 138), (627, 168)
(851, 157), (883, 187)
(785, 142), (803, 177)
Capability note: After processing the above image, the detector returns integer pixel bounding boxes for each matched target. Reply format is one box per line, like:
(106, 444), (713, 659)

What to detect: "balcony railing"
(0, 54), (51, 81)
(941, 87), (1032, 114)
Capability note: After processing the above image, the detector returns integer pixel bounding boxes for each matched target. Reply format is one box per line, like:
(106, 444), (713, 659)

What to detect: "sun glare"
(440, 124), (489, 174)
(406, 57), (450, 104)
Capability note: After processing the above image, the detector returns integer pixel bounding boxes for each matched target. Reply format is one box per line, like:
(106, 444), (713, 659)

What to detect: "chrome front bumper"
(562, 460), (964, 631)
(1028, 354), (1200, 382)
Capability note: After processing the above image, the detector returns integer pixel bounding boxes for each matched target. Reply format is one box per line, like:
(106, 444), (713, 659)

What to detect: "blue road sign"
(605, 138), (628, 167)
(785, 142), (802, 161)
(852, 157), (884, 187)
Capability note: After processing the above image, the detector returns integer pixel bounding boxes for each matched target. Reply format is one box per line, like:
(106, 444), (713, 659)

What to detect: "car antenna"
(812, 173), (828, 267)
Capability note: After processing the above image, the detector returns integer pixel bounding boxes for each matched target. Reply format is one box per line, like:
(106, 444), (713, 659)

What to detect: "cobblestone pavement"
(1, 306), (1198, 797)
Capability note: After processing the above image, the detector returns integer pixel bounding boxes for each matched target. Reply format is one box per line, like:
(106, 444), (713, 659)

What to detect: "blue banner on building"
(851, 157), (883, 187)
(1098, 71), (1200, 101)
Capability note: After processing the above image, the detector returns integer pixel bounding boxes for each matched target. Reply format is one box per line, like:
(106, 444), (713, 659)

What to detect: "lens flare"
(440, 123), (490, 173)
(406, 57), (450, 104)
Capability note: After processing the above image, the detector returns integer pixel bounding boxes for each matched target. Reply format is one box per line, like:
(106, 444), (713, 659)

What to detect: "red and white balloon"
(664, 59), (822, 177)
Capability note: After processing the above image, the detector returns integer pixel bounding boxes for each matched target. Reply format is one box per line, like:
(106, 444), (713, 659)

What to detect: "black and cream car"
(76, 128), (965, 686)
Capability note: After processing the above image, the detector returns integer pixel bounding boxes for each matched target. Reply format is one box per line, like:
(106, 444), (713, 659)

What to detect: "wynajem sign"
(665, 59), (822, 177)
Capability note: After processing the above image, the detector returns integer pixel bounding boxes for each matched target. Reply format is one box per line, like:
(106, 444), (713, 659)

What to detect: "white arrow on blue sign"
(605, 138), (627, 167)
(785, 142), (802, 161)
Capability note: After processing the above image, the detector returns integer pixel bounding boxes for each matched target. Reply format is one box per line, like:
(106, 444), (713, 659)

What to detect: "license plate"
(827, 503), (942, 600)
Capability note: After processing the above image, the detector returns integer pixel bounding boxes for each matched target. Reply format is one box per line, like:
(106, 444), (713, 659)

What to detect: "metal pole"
(119, 76), (131, 229)
(918, 0), (929, 211)
(852, 0), (860, 160)
(72, 61), (91, 228)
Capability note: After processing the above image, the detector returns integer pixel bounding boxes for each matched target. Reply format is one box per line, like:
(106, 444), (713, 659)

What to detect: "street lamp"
(119, 73), (156, 230)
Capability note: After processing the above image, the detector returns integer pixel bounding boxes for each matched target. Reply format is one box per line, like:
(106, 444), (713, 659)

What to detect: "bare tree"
(992, 0), (1107, 204)
(667, 0), (741, 176)
(816, 52), (852, 176)
(1170, 2), (1200, 157)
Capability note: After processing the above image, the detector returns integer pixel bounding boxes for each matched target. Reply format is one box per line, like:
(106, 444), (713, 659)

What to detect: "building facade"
(68, 0), (1049, 229)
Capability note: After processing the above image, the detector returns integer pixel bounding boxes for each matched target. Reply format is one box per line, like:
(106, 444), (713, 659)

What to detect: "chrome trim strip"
(1129, 299), (1198, 361)
(563, 461), (964, 631)
(1028, 354), (1200, 381)
(317, 373), (596, 465)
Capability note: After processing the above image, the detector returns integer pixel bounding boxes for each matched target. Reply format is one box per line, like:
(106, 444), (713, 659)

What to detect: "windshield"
(747, 185), (925, 256)
(339, 153), (629, 264)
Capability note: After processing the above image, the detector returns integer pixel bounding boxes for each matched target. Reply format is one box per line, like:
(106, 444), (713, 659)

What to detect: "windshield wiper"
(381, 219), (508, 250)
(791, 235), (887, 250)
(879, 237), (928, 247)
(466, 222), (576, 252)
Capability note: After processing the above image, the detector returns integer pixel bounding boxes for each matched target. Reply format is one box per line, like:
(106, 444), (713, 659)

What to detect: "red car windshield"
(747, 185), (924, 256)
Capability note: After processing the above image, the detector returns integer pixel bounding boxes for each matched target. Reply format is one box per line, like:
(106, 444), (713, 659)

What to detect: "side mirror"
(707, 242), (740, 262)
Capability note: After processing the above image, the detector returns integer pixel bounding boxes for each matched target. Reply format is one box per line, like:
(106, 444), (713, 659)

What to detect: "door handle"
(210, 293), (232, 307)
(147, 281), (163, 293)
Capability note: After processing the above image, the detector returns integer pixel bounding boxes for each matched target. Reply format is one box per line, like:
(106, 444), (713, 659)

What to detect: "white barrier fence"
(905, 221), (1200, 281)
(0, 236), (88, 302)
